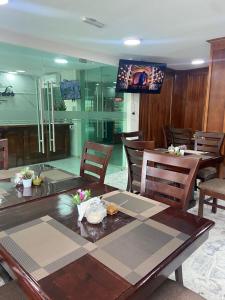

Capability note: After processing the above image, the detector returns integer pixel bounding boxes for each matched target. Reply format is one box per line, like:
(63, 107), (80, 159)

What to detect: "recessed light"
(17, 70), (26, 73)
(0, 0), (8, 5)
(6, 74), (15, 80)
(191, 59), (205, 65)
(54, 58), (68, 64)
(124, 38), (141, 46)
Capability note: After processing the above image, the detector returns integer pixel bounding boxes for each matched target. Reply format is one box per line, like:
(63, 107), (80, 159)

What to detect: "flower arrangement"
(168, 145), (185, 156)
(20, 167), (34, 180)
(71, 189), (91, 205)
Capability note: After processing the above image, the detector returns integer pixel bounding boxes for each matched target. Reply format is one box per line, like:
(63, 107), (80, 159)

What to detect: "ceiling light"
(124, 38), (141, 46)
(113, 81), (116, 84)
(6, 74), (15, 80)
(17, 70), (26, 73)
(191, 59), (205, 65)
(54, 58), (68, 64)
(8, 71), (17, 74)
(0, 0), (8, 5)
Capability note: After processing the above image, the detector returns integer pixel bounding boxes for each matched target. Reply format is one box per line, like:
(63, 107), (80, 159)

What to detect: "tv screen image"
(116, 59), (166, 94)
(60, 80), (81, 100)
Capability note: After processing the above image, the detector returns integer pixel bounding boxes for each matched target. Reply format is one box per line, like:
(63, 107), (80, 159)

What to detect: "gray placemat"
(0, 167), (23, 180)
(102, 191), (169, 221)
(0, 216), (96, 281)
(41, 169), (77, 182)
(91, 219), (189, 285)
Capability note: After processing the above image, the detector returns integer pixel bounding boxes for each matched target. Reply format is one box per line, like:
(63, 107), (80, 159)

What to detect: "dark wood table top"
(154, 148), (223, 168)
(0, 164), (95, 211)
(0, 183), (214, 300)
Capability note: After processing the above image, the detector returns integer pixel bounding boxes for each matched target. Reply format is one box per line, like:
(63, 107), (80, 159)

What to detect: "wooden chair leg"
(175, 266), (183, 285)
(198, 189), (205, 217)
(212, 198), (218, 214)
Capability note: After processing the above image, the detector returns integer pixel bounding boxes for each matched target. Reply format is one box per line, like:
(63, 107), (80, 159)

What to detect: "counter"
(0, 124), (71, 168)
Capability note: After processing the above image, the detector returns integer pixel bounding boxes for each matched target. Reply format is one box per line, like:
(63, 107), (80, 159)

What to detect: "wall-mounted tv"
(116, 59), (166, 94)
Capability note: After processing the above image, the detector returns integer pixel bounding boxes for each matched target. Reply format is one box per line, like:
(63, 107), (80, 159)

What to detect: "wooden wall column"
(203, 37), (225, 175)
(204, 37), (225, 135)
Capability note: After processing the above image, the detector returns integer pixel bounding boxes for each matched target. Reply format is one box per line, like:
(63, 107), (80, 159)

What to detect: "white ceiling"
(0, 42), (105, 76)
(0, 0), (225, 69)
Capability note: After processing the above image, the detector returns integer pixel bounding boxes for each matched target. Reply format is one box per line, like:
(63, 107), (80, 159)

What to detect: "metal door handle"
(39, 79), (45, 154)
(50, 82), (56, 152)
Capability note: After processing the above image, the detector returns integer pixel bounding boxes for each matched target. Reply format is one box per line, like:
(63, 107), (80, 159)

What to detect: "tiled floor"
(1, 158), (225, 299)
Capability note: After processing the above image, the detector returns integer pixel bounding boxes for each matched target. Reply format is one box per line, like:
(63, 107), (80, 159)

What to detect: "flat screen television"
(60, 80), (81, 100)
(116, 59), (166, 94)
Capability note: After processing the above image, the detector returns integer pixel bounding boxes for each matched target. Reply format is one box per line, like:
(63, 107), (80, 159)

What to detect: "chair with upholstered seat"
(150, 278), (205, 300)
(140, 152), (200, 284)
(80, 141), (113, 184)
(121, 130), (143, 141)
(195, 131), (224, 182)
(198, 177), (225, 217)
(0, 281), (28, 300)
(0, 139), (8, 170)
(121, 138), (155, 193)
(140, 151), (200, 211)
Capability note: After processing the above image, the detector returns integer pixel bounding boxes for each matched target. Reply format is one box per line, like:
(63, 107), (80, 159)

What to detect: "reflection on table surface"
(0, 164), (90, 210)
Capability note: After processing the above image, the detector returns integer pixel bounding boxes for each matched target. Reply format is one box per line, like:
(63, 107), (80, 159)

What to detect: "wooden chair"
(171, 127), (193, 148)
(122, 138), (155, 193)
(0, 139), (8, 170)
(163, 127), (193, 149)
(195, 131), (225, 182)
(140, 151), (200, 210)
(80, 141), (113, 184)
(0, 281), (28, 300)
(121, 130), (143, 141)
(150, 278), (205, 299)
(163, 126), (173, 148)
(198, 177), (225, 217)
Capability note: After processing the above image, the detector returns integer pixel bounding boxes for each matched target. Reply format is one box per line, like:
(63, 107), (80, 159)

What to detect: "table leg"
(212, 198), (218, 214)
(198, 189), (205, 217)
(175, 266), (183, 285)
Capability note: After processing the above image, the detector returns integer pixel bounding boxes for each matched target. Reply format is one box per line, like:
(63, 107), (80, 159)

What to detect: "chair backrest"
(80, 141), (113, 184)
(194, 131), (225, 154)
(163, 126), (173, 148)
(170, 127), (193, 148)
(140, 151), (200, 210)
(121, 131), (143, 141)
(163, 127), (192, 148)
(122, 138), (155, 192)
(0, 139), (8, 170)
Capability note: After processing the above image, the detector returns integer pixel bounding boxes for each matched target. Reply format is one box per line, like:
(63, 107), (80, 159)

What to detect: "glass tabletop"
(0, 164), (88, 210)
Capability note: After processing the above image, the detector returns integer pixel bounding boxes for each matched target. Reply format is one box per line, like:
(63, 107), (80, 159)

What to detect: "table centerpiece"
(71, 189), (106, 223)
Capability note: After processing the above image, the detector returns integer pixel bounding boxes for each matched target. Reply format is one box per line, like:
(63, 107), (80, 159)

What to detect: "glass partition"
(0, 42), (127, 171)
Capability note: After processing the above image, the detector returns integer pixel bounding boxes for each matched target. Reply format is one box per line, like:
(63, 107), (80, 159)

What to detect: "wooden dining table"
(0, 173), (214, 300)
(0, 163), (96, 211)
(154, 148), (223, 170)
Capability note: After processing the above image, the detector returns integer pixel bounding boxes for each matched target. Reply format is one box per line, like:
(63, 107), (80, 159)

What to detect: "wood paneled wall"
(139, 71), (174, 146)
(172, 68), (208, 130)
(139, 67), (208, 147)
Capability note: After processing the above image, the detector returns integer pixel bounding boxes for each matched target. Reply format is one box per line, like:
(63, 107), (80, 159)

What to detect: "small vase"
(22, 178), (32, 188)
(77, 204), (83, 222)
